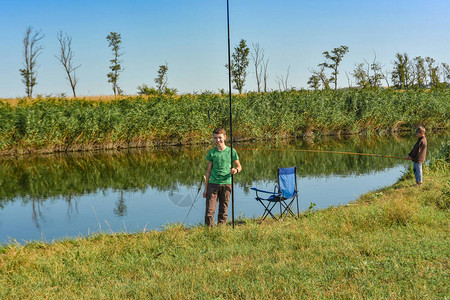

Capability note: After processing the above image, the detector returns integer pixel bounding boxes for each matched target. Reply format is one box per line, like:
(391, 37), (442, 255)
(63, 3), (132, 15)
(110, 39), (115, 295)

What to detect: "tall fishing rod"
(226, 0), (235, 229)
(236, 148), (408, 160)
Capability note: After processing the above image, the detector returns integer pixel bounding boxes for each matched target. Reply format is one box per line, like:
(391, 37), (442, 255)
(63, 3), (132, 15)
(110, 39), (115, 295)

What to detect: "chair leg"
(280, 199), (298, 220)
(257, 200), (278, 223)
(265, 202), (278, 220)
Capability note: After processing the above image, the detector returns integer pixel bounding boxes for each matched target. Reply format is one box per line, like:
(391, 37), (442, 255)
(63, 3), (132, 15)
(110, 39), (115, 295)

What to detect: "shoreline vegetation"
(0, 145), (448, 298)
(0, 89), (449, 156)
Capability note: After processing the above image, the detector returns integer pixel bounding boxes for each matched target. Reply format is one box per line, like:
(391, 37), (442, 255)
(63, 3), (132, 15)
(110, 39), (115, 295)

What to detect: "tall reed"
(0, 89), (448, 154)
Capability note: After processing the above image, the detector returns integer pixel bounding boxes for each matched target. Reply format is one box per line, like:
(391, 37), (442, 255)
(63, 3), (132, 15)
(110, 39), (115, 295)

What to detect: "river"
(0, 133), (447, 244)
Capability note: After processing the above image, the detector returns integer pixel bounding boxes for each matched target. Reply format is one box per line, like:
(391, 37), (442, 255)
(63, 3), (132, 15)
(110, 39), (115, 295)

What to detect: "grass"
(0, 88), (448, 155)
(0, 158), (448, 298)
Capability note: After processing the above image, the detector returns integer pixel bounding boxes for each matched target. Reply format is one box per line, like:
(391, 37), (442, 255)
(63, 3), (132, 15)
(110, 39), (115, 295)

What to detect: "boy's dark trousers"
(205, 183), (232, 226)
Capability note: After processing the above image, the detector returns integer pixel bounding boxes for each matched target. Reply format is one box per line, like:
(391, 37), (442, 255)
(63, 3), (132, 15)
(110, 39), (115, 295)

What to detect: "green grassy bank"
(0, 147), (448, 298)
(0, 89), (449, 155)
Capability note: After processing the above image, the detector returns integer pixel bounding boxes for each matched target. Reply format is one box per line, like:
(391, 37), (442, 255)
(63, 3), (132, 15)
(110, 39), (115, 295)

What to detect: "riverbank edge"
(0, 164), (448, 298)
(0, 127), (447, 157)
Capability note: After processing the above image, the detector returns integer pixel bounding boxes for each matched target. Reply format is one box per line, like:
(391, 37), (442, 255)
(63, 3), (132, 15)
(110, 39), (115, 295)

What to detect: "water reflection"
(0, 133), (447, 243)
(114, 191), (127, 217)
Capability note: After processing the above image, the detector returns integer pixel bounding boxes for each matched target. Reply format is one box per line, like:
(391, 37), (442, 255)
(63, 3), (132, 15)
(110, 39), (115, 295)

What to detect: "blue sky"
(1, 0), (449, 97)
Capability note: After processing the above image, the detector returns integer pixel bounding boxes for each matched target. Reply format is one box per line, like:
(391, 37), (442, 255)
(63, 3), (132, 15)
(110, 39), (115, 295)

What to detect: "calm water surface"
(0, 134), (447, 244)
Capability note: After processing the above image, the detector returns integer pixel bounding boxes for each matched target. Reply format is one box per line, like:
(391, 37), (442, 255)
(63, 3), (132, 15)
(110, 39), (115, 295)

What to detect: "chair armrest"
(274, 184), (279, 195)
(251, 187), (276, 194)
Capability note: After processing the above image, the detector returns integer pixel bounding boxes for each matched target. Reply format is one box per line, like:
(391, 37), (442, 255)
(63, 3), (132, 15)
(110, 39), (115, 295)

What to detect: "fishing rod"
(207, 110), (212, 129)
(226, 0), (235, 229)
(184, 175), (207, 224)
(236, 148), (408, 160)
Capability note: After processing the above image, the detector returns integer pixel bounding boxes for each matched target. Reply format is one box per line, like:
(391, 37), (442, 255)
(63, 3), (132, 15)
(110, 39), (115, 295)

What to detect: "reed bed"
(0, 89), (448, 154)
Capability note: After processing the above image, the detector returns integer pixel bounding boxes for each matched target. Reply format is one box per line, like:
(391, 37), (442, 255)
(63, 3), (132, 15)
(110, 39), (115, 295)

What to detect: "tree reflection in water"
(0, 133), (447, 230)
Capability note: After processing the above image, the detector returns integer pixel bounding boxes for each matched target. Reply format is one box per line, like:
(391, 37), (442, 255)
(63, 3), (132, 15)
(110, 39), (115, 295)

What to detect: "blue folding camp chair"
(251, 167), (299, 222)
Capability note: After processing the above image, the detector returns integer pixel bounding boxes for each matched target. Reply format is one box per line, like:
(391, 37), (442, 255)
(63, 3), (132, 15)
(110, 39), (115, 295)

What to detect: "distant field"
(0, 95), (136, 106)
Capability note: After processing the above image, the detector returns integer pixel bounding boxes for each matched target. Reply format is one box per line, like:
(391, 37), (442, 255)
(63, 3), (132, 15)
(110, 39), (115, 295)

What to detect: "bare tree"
(251, 43), (264, 92)
(345, 71), (353, 88)
(262, 58), (269, 92)
(276, 66), (290, 91)
(442, 63), (450, 85)
(19, 26), (44, 98)
(383, 67), (391, 88)
(55, 31), (80, 97)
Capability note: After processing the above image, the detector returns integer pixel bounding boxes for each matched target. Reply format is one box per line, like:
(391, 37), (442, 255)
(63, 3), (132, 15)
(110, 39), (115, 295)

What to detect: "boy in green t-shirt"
(202, 128), (242, 226)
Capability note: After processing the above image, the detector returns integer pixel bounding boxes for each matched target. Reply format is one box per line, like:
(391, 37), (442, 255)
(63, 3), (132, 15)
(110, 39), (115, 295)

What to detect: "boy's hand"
(203, 189), (207, 198)
(230, 168), (238, 175)
(405, 156), (412, 160)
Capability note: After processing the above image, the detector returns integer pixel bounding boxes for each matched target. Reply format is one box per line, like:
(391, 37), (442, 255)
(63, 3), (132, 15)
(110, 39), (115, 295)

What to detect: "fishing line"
(183, 175), (207, 225)
(235, 148), (408, 160)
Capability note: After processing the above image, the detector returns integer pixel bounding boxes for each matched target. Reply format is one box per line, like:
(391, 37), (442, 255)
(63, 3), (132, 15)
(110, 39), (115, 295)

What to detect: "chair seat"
(256, 194), (281, 202)
(256, 192), (297, 203)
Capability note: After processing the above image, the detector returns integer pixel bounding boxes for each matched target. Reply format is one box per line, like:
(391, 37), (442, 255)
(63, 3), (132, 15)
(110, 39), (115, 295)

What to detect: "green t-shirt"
(206, 146), (239, 184)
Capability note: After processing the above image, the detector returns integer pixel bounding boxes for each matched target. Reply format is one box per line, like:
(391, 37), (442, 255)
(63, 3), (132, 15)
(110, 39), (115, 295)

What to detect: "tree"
(352, 63), (370, 88)
(226, 39), (250, 94)
(251, 43), (264, 92)
(413, 56), (427, 89)
(352, 54), (386, 89)
(368, 53), (386, 88)
(155, 63), (168, 93)
(442, 63), (450, 85)
(19, 26), (44, 98)
(106, 32), (123, 96)
(319, 45), (349, 90)
(308, 66), (330, 90)
(307, 73), (321, 90)
(138, 63), (177, 96)
(425, 57), (440, 88)
(391, 53), (414, 89)
(55, 31), (80, 97)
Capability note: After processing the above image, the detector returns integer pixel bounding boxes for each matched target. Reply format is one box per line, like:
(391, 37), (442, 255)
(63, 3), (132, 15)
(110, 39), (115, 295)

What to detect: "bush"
(137, 84), (159, 95)
(429, 141), (450, 172)
(435, 181), (450, 210)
